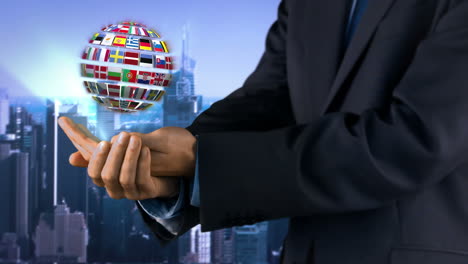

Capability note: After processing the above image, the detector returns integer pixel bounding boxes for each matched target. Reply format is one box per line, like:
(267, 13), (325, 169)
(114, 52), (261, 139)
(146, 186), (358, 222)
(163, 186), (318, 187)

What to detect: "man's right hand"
(58, 116), (180, 200)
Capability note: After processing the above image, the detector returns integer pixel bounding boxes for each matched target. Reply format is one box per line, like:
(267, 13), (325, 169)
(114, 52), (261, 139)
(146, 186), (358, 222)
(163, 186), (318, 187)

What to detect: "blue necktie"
(344, 0), (369, 48)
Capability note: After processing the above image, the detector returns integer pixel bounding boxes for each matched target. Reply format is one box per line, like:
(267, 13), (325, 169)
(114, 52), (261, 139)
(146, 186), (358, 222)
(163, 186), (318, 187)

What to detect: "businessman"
(60, 0), (468, 263)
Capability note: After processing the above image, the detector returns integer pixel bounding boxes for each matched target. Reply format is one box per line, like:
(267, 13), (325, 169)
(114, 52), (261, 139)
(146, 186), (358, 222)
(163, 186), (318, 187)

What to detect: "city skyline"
(0, 21), (290, 263)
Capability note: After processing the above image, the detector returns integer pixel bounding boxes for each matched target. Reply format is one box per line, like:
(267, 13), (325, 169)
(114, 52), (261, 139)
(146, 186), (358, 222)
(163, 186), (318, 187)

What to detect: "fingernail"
(118, 133), (127, 143)
(98, 141), (105, 150)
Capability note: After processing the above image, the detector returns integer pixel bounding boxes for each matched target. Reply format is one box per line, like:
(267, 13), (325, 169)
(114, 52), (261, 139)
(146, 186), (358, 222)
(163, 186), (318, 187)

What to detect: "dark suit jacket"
(136, 0), (468, 263)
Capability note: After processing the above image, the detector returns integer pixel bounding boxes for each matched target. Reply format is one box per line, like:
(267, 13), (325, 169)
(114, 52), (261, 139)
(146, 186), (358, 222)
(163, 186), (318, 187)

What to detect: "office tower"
(95, 104), (116, 141)
(57, 104), (89, 215)
(0, 233), (21, 262)
(0, 88), (9, 135)
(33, 200), (88, 263)
(211, 228), (234, 264)
(190, 225), (211, 264)
(256, 222), (269, 264)
(163, 24), (203, 128)
(41, 99), (57, 214)
(233, 223), (268, 264)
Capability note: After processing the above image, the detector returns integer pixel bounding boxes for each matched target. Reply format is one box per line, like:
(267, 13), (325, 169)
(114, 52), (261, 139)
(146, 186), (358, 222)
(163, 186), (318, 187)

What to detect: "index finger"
(58, 116), (99, 158)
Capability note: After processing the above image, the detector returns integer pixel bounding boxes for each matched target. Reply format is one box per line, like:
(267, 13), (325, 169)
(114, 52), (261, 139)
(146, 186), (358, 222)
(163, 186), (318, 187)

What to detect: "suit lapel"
(320, 0), (396, 114)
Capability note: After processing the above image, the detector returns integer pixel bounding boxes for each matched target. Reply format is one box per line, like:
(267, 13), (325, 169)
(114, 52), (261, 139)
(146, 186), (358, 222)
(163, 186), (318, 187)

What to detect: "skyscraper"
(42, 100), (57, 214)
(0, 88), (9, 135)
(190, 225), (211, 264)
(57, 104), (89, 215)
(211, 228), (234, 264)
(163, 24), (203, 128)
(33, 200), (88, 263)
(95, 104), (116, 141)
(233, 223), (269, 264)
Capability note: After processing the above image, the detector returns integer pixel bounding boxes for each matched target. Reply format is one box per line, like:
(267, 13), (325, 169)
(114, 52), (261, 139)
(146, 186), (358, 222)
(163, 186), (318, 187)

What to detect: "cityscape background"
(0, 0), (289, 263)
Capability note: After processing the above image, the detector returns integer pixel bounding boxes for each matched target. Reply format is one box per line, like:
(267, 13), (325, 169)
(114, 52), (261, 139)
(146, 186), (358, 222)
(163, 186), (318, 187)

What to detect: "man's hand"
(58, 116), (196, 200)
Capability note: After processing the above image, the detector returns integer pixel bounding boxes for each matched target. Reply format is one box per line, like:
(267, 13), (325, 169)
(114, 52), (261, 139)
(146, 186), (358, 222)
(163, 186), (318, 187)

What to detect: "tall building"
(42, 100), (58, 214)
(57, 104), (89, 215)
(95, 105), (116, 141)
(233, 223), (268, 264)
(211, 228), (234, 264)
(0, 88), (9, 135)
(190, 225), (211, 264)
(33, 200), (89, 263)
(2, 103), (47, 259)
(163, 24), (203, 128)
(0, 233), (21, 262)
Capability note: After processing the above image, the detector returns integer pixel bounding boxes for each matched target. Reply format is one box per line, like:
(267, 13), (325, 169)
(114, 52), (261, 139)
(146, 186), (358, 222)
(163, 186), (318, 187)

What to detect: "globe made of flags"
(80, 21), (174, 112)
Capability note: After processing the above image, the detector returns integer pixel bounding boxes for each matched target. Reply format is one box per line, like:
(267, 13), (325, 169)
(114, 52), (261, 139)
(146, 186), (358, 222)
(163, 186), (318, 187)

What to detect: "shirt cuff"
(137, 177), (186, 220)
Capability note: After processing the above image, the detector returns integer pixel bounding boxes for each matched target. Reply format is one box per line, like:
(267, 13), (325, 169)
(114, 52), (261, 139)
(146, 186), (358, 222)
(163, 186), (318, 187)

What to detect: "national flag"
(132, 87), (147, 99)
(124, 51), (139, 65)
(103, 24), (116, 31)
(124, 22), (146, 27)
(154, 73), (172, 86)
(85, 81), (99, 94)
(111, 25), (121, 32)
(144, 89), (162, 101)
(137, 71), (155, 85)
(151, 40), (165, 52)
(82, 64), (94, 77)
(139, 53), (153, 67)
(128, 101), (140, 109)
(122, 69), (137, 83)
(129, 26), (138, 35)
(118, 25), (130, 33)
(94, 66), (107, 79)
(82, 47), (97, 60)
(108, 67), (122, 81)
(137, 102), (153, 110)
(92, 96), (105, 104)
(96, 83), (108, 95)
(120, 86), (132, 98)
(109, 49), (124, 63)
(126, 35), (139, 49)
(95, 48), (110, 62)
(84, 81), (92, 93)
(165, 56), (173, 70)
(154, 56), (173, 70)
(138, 27), (149, 37)
(112, 35), (127, 47)
(146, 29), (159, 38)
(155, 55), (167, 69)
(109, 99), (120, 108)
(90, 33), (105, 44)
(101, 34), (115, 46)
(120, 100), (130, 108)
(107, 84), (121, 97)
(139, 38), (152, 51)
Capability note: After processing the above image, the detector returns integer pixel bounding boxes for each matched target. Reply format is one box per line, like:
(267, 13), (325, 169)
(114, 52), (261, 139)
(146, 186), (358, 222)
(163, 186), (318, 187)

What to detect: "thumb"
(69, 151), (89, 167)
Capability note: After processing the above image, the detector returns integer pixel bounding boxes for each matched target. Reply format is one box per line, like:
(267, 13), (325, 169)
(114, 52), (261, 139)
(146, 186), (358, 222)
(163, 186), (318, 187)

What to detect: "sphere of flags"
(80, 21), (174, 112)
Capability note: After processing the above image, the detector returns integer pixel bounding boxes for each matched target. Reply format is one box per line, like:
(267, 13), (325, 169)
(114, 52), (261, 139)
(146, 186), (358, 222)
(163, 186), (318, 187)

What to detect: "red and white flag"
(94, 66), (108, 79)
(124, 51), (139, 66)
(107, 84), (121, 97)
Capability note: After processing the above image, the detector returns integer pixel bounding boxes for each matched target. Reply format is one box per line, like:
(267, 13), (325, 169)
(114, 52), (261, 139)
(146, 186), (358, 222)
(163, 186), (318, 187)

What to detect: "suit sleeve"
(195, 2), (468, 231)
(137, 0), (293, 241)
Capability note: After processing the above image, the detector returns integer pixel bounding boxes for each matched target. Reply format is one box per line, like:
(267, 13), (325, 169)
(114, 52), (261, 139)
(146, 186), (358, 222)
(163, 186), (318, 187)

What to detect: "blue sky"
(0, 0), (280, 98)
